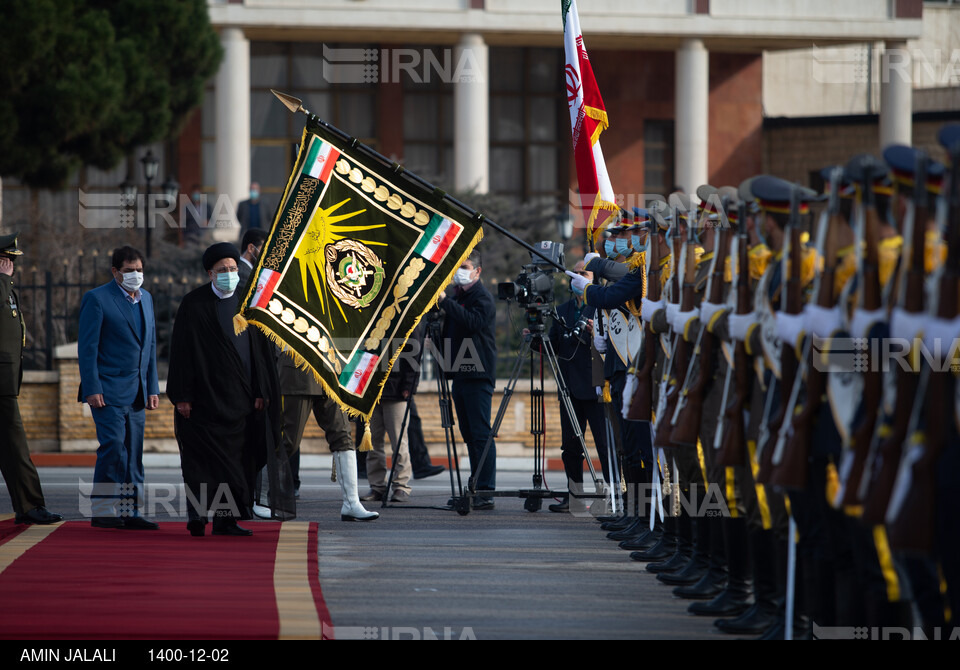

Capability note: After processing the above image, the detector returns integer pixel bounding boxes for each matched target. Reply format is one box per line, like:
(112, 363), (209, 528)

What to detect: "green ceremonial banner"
(236, 118), (483, 421)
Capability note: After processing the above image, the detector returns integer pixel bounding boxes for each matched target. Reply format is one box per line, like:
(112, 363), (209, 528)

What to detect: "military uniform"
(0, 234), (60, 525)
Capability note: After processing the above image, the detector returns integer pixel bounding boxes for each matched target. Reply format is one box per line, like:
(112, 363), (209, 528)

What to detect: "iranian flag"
(414, 214), (462, 264)
(302, 138), (340, 183)
(563, 0), (616, 249)
(339, 351), (380, 395)
(250, 268), (281, 310)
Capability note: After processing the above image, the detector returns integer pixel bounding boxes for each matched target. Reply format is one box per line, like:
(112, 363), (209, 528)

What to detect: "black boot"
(619, 526), (658, 551)
(631, 518), (675, 562)
(600, 514), (635, 532)
(659, 513), (712, 585)
(672, 515), (726, 594)
(687, 517), (751, 612)
(646, 515), (691, 573)
(715, 528), (781, 634)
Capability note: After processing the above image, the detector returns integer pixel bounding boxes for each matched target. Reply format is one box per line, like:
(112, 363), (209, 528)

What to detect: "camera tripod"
(379, 315), (470, 514)
(462, 304), (608, 514)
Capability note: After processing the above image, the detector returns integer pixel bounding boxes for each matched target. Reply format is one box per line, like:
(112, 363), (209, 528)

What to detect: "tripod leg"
(469, 336), (531, 499)
(542, 338), (603, 489)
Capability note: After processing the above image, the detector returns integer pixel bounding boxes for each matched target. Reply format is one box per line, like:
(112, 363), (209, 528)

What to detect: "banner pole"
(271, 89), (569, 273)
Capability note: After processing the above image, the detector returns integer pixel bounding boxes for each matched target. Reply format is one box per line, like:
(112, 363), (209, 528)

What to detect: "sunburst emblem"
(294, 196), (385, 322)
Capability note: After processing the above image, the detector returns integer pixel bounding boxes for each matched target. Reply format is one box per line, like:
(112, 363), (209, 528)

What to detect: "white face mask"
(119, 271), (143, 292)
(453, 268), (474, 286)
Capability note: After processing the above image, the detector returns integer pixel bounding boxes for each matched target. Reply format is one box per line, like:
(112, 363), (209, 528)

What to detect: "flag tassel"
(359, 424), (373, 453)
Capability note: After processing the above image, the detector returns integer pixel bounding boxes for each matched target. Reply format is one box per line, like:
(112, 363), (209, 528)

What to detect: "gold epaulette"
(834, 245), (858, 299)
(800, 246), (817, 288)
(749, 244), (772, 279)
(694, 245), (705, 265)
(925, 229), (947, 274)
(878, 235), (903, 289)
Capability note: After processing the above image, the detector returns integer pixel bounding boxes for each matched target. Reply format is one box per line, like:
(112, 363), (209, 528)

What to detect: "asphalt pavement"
(1, 461), (728, 640)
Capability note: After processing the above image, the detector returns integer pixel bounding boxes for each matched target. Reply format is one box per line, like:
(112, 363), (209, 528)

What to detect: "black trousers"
(559, 396), (609, 483)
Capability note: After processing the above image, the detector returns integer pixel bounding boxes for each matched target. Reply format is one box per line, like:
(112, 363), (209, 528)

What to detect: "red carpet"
(0, 520), (333, 640)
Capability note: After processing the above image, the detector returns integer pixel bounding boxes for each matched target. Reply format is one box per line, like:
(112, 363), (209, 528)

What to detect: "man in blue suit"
(78, 246), (160, 529)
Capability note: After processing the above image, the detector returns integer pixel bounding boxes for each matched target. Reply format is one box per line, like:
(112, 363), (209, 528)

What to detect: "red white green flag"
(563, 0), (617, 249)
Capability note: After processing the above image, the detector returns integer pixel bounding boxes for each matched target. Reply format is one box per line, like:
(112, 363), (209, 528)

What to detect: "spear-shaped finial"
(271, 89), (310, 116)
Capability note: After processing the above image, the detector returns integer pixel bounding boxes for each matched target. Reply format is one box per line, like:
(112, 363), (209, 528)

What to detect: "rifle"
(671, 198), (731, 447)
(755, 187), (803, 484)
(627, 213), (663, 422)
(716, 199), (751, 466)
(653, 206), (699, 449)
(837, 156), (887, 508)
(885, 138), (959, 551)
(769, 168), (848, 489)
(860, 150), (931, 524)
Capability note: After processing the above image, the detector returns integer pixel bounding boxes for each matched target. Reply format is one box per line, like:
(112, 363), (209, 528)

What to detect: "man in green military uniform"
(0, 233), (62, 525)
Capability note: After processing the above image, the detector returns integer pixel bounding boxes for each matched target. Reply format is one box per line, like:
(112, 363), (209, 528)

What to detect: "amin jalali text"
(20, 648), (116, 662)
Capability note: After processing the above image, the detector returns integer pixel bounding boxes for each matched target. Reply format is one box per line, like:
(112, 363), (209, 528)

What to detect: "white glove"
(584, 252), (600, 266)
(849, 308), (886, 339)
(700, 301), (728, 329)
(776, 312), (805, 349)
(622, 375), (637, 420)
(565, 270), (590, 295)
(729, 312), (756, 342)
(593, 331), (607, 353)
(595, 385), (603, 398)
(641, 298), (663, 322)
(890, 307), (927, 342)
(922, 315), (960, 364)
(803, 304), (842, 339)
(671, 307), (700, 334)
(666, 303), (679, 331)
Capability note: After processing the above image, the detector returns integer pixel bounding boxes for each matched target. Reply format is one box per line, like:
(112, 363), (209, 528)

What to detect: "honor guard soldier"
(0, 234), (62, 525)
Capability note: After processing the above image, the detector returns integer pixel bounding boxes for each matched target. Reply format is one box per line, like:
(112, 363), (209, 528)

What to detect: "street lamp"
(161, 175), (181, 245)
(140, 150), (159, 258)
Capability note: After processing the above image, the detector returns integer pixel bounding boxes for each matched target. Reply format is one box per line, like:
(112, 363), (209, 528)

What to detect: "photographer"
(437, 250), (497, 510)
(548, 259), (609, 513)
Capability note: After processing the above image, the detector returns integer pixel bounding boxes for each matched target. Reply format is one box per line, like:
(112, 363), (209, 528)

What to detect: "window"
(489, 47), (568, 208)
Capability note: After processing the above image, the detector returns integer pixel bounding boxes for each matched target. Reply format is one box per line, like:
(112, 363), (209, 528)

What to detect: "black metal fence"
(15, 253), (204, 377)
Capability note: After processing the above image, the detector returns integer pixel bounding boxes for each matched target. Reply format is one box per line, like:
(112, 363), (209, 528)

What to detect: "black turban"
(202, 243), (241, 272)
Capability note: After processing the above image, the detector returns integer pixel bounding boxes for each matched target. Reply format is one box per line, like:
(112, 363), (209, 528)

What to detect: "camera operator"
(547, 259), (610, 513)
(436, 249), (497, 510)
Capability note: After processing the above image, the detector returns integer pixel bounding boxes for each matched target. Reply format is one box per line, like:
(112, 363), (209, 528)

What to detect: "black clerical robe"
(166, 284), (295, 521)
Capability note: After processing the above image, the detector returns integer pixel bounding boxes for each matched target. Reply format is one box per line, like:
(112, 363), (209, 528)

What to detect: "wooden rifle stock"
(886, 147), (959, 550)
(861, 161), (930, 524)
(671, 227), (731, 447)
(717, 211), (752, 467)
(627, 225), (662, 422)
(840, 203), (884, 507)
(756, 225), (803, 484)
(771, 196), (848, 489)
(653, 227), (698, 448)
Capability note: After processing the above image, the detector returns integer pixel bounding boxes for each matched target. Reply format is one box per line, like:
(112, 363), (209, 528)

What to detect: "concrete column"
(453, 33), (489, 193)
(675, 38), (709, 198)
(879, 40), (912, 150)
(214, 27), (250, 241)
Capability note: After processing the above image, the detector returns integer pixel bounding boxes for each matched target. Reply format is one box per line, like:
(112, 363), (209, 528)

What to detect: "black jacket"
(381, 323), (425, 401)
(438, 280), (497, 382)
(549, 297), (597, 401)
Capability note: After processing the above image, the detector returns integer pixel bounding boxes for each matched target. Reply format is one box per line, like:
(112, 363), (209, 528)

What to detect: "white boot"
(334, 450), (379, 521)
